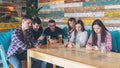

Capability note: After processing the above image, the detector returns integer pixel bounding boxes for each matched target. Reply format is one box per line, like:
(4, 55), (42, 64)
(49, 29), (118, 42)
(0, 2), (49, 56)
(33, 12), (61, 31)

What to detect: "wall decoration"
(38, 0), (120, 26)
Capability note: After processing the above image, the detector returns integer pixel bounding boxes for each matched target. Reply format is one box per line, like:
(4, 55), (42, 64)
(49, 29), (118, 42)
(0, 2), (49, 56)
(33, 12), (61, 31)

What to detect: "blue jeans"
(8, 52), (45, 68)
(32, 58), (47, 68)
(41, 61), (47, 68)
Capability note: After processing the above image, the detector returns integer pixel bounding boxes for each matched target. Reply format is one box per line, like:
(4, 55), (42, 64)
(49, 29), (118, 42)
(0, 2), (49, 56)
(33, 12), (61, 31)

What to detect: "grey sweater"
(69, 30), (88, 46)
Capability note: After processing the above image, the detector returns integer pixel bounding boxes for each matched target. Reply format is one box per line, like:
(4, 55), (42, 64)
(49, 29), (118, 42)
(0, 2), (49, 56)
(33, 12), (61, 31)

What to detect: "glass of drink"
(100, 43), (106, 54)
(75, 42), (80, 49)
(63, 38), (68, 46)
(47, 36), (50, 48)
(58, 34), (62, 43)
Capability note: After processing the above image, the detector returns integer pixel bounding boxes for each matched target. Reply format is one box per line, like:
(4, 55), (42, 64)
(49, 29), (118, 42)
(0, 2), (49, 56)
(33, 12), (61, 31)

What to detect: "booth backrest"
(0, 29), (13, 53)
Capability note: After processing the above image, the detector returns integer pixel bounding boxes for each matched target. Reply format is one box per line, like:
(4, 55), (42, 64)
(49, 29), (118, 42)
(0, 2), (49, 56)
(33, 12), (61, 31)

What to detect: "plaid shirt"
(7, 27), (38, 59)
(87, 31), (112, 51)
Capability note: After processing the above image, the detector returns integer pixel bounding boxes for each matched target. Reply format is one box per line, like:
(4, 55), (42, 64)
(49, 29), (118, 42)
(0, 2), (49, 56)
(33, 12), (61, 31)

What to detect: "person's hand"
(93, 46), (99, 50)
(53, 39), (58, 43)
(49, 39), (54, 44)
(38, 36), (45, 40)
(67, 43), (74, 48)
(35, 45), (41, 48)
(106, 45), (111, 52)
(50, 39), (58, 44)
(86, 45), (93, 50)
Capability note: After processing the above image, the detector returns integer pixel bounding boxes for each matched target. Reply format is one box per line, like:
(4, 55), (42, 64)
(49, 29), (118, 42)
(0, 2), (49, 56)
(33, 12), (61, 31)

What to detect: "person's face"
(22, 19), (32, 30)
(75, 24), (82, 31)
(69, 21), (74, 28)
(49, 23), (56, 32)
(32, 23), (40, 31)
(93, 24), (101, 34)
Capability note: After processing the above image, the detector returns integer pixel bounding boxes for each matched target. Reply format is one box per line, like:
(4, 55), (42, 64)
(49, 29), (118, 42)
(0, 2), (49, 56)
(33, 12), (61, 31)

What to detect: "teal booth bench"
(0, 29), (13, 68)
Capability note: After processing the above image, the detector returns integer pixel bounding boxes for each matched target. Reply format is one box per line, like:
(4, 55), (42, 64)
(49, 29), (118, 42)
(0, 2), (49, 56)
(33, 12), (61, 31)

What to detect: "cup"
(75, 42), (80, 48)
(63, 38), (68, 46)
(47, 35), (50, 39)
(47, 36), (50, 48)
(100, 43), (106, 53)
(58, 34), (62, 43)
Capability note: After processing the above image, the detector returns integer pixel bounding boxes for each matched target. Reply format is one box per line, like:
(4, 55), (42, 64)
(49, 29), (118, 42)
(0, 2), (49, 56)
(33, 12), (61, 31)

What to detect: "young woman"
(63, 17), (76, 41)
(86, 19), (112, 52)
(67, 20), (88, 48)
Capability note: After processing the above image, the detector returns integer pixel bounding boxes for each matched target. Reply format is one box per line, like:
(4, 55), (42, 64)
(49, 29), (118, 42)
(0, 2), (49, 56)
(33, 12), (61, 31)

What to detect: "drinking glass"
(75, 42), (80, 49)
(100, 43), (106, 54)
(63, 38), (68, 47)
(58, 34), (62, 43)
(47, 36), (50, 48)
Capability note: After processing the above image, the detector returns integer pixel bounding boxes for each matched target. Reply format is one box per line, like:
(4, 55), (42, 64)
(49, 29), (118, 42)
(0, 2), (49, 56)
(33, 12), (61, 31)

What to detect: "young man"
(7, 15), (40, 68)
(31, 17), (43, 40)
(31, 17), (47, 68)
(44, 19), (63, 44)
(30, 17), (45, 45)
(44, 19), (63, 68)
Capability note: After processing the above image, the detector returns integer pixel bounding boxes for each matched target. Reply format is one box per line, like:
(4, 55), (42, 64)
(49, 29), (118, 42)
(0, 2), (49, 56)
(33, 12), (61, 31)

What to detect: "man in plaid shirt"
(7, 15), (40, 68)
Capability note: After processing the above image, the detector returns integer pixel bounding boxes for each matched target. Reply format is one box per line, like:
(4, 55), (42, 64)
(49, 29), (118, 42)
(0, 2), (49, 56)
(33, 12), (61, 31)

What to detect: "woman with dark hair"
(86, 19), (112, 51)
(68, 19), (88, 47)
(63, 17), (76, 41)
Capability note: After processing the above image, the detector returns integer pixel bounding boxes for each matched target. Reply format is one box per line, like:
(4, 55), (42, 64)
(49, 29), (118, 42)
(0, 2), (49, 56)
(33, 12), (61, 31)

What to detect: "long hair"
(74, 19), (86, 42)
(67, 17), (76, 32)
(92, 19), (108, 46)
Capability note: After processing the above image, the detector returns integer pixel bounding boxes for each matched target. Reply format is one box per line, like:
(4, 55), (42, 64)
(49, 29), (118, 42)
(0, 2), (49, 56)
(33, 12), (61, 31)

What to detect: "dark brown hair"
(67, 17), (76, 32)
(74, 20), (86, 42)
(92, 19), (108, 46)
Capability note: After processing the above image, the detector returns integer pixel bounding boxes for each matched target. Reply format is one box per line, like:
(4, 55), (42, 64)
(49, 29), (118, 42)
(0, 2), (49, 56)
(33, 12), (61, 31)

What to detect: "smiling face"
(93, 24), (101, 34)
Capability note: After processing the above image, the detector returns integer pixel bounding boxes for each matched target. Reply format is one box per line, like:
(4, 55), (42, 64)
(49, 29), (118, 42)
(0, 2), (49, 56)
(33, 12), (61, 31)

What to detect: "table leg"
(27, 52), (31, 68)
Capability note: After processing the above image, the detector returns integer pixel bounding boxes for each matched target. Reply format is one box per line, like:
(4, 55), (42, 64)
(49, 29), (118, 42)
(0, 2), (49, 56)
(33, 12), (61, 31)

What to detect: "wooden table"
(27, 45), (120, 68)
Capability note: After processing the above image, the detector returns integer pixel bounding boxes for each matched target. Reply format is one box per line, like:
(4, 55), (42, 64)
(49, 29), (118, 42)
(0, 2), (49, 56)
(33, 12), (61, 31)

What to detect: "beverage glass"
(47, 36), (50, 48)
(63, 38), (68, 46)
(58, 34), (62, 43)
(75, 42), (80, 49)
(100, 43), (106, 54)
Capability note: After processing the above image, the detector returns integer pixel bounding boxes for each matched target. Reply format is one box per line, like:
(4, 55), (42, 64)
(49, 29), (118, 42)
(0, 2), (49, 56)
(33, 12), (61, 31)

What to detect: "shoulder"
(44, 27), (50, 31)
(83, 31), (87, 33)
(44, 27), (50, 33)
(63, 26), (67, 29)
(12, 27), (22, 37)
(56, 27), (62, 31)
(80, 31), (88, 34)
(39, 27), (43, 31)
(13, 27), (22, 34)
(39, 27), (43, 29)
(106, 31), (111, 36)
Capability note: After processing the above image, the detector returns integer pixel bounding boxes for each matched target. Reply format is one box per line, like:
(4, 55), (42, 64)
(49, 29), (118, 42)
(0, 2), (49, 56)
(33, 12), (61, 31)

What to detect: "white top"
(70, 30), (88, 46)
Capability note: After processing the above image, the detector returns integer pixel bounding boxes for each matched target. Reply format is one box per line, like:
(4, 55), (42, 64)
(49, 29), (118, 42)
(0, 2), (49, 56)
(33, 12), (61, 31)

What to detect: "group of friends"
(6, 15), (112, 68)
